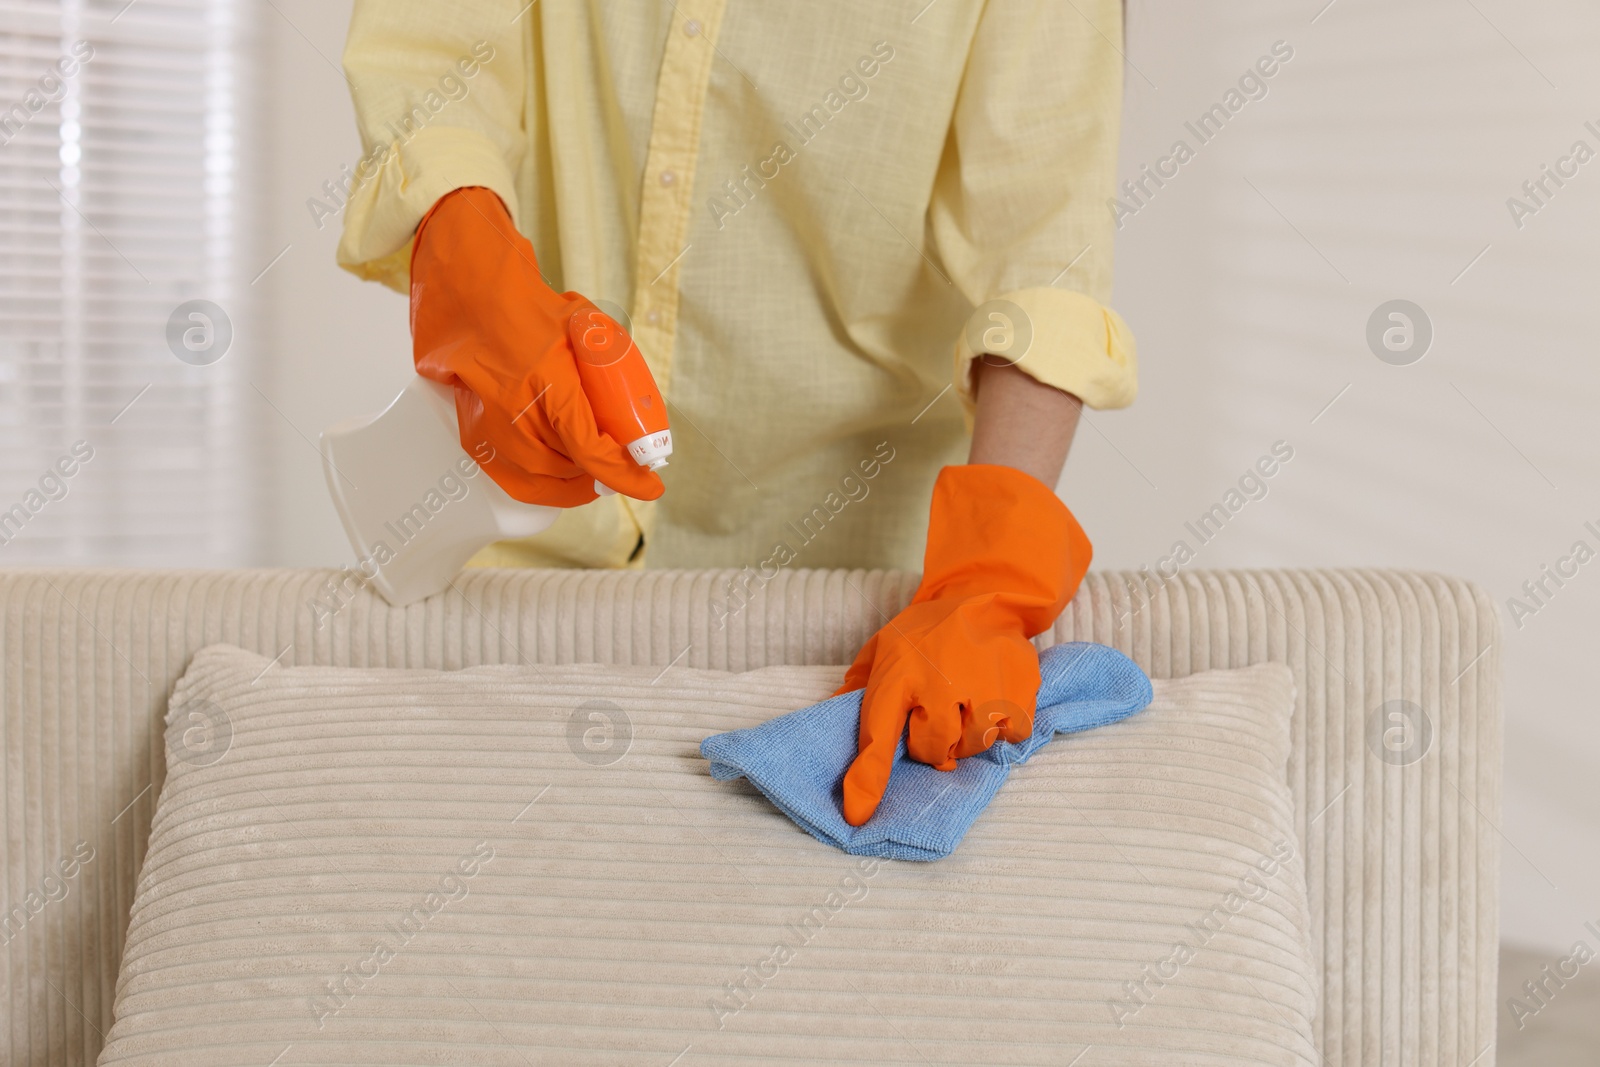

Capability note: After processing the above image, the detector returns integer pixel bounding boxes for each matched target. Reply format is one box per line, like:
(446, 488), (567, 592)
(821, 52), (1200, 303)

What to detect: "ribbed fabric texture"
(0, 568), (1501, 1066)
(100, 644), (1314, 1065)
(702, 642), (1154, 860)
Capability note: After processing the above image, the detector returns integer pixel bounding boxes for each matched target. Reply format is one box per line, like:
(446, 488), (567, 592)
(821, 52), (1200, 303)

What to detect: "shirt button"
(659, 170), (676, 186)
(646, 309), (662, 325)
(684, 19), (701, 36)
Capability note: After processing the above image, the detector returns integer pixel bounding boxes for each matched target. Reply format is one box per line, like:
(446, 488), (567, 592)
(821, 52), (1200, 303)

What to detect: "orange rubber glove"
(836, 464), (1092, 826)
(410, 186), (664, 507)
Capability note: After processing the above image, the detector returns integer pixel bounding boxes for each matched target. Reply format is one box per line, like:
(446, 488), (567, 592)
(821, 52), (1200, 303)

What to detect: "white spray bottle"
(319, 376), (558, 607)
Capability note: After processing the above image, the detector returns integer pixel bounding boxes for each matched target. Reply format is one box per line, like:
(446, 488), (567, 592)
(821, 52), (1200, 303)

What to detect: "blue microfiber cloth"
(700, 641), (1153, 862)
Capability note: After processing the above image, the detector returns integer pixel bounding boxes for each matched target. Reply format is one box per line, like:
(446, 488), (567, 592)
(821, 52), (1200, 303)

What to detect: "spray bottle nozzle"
(569, 304), (674, 476)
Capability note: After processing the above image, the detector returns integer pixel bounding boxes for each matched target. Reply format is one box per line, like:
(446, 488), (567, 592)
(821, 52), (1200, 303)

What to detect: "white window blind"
(0, 0), (258, 565)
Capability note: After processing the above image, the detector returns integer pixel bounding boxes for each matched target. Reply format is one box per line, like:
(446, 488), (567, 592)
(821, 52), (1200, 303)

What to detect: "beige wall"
(260, 0), (1600, 953)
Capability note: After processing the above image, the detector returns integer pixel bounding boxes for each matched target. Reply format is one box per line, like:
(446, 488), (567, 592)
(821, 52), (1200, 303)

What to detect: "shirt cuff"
(336, 125), (521, 293)
(952, 287), (1138, 420)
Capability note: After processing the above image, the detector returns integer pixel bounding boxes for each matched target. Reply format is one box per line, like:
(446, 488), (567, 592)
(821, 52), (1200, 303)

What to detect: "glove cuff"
(914, 464), (1092, 633)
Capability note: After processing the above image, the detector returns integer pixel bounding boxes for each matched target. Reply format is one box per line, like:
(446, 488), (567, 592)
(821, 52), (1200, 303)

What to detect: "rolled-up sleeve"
(337, 1), (530, 291)
(929, 0), (1137, 416)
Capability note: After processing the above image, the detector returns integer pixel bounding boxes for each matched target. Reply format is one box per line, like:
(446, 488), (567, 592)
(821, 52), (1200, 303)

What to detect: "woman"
(337, 0), (1137, 824)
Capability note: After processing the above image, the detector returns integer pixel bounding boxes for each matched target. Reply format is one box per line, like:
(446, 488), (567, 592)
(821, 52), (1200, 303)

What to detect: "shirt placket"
(617, 0), (728, 556)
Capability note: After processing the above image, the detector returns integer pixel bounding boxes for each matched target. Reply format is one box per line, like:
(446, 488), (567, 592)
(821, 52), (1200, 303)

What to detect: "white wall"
(259, 0), (1600, 952)
(259, 0), (411, 568)
(1099, 0), (1600, 954)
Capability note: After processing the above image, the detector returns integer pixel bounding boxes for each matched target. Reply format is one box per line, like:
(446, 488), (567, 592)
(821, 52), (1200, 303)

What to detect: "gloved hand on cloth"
(836, 463), (1092, 826)
(409, 186), (664, 507)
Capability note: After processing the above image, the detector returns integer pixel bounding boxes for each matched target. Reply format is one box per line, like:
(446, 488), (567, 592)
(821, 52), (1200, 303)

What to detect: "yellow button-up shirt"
(338, 0), (1136, 572)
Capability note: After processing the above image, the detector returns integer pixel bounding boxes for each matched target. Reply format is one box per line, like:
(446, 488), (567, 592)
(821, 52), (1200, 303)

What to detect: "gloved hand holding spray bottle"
(320, 187), (670, 605)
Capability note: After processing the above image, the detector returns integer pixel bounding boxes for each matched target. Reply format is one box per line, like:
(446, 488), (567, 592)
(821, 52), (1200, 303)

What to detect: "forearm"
(967, 357), (1082, 487)
(338, 6), (526, 290)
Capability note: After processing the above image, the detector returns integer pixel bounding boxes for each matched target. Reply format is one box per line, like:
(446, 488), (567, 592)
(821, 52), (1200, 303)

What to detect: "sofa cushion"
(100, 643), (1317, 1065)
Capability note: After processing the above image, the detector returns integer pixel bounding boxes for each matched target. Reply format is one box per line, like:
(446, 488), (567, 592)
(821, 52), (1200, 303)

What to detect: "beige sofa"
(0, 567), (1500, 1065)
